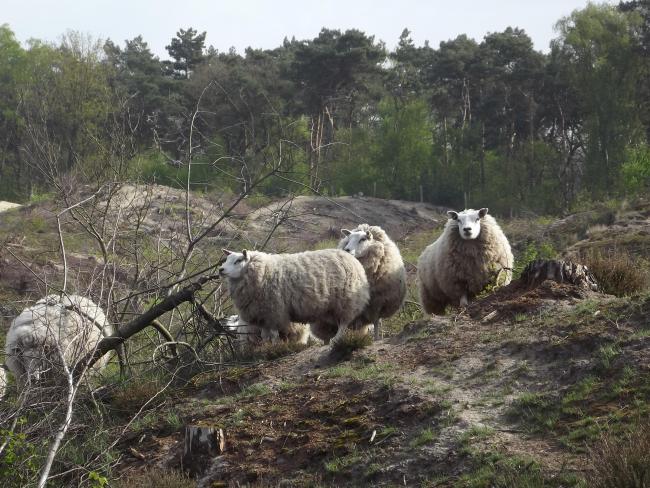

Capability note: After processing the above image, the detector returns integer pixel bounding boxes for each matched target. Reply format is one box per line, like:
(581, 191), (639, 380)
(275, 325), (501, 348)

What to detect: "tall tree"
(289, 28), (386, 189)
(0, 25), (28, 199)
(554, 4), (643, 195)
(104, 36), (175, 146)
(165, 27), (206, 79)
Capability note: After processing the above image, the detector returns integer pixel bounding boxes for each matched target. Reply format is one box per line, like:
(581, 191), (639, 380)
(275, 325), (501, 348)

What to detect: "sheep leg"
(330, 322), (349, 346)
(374, 318), (382, 341)
(116, 343), (129, 377)
(459, 294), (469, 308)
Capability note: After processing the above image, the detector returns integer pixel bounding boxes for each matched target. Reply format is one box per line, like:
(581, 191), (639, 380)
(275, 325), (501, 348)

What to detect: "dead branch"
(73, 272), (220, 379)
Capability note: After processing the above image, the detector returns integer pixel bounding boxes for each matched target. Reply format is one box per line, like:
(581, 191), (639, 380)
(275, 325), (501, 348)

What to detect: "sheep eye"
(360, 237), (366, 242)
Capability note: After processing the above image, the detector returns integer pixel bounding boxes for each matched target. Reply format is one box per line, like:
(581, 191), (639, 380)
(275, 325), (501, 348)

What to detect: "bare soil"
(114, 280), (650, 487)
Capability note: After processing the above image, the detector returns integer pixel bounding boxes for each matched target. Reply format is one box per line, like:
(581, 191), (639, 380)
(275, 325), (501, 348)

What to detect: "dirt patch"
(115, 282), (644, 485)
(243, 195), (443, 251)
(0, 201), (21, 213)
(467, 280), (603, 322)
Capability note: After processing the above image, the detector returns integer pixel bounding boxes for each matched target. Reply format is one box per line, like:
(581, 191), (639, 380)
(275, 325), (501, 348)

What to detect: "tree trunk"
(182, 425), (226, 476)
(520, 259), (599, 291)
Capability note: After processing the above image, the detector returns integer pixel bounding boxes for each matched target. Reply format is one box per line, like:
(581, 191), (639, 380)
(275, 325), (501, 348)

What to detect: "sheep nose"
(463, 227), (471, 233)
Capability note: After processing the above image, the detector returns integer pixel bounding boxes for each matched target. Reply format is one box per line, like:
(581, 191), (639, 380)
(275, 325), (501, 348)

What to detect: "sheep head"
(340, 228), (373, 258)
(219, 249), (250, 279)
(447, 208), (488, 240)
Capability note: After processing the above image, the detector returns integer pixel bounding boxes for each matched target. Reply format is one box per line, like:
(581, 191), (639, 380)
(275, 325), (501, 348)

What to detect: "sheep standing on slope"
(338, 224), (407, 340)
(5, 295), (113, 390)
(417, 208), (513, 314)
(219, 249), (369, 345)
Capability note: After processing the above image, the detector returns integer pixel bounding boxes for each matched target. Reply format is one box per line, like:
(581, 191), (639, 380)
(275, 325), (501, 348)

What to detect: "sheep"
(417, 208), (513, 314)
(219, 248), (370, 345)
(224, 314), (310, 345)
(338, 224), (407, 340)
(5, 294), (113, 390)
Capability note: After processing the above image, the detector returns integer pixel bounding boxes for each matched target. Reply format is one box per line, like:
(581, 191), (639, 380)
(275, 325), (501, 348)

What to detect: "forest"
(0, 1), (649, 215)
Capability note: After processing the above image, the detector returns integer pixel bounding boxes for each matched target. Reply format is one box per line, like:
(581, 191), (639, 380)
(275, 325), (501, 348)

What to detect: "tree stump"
(182, 425), (225, 476)
(521, 259), (599, 291)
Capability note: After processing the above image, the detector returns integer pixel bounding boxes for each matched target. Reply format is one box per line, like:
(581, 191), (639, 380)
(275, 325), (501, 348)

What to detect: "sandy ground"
(0, 201), (21, 213)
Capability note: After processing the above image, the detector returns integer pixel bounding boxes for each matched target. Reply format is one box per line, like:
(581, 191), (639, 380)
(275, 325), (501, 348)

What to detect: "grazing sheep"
(417, 208), (513, 314)
(225, 314), (310, 345)
(5, 294), (113, 390)
(219, 249), (369, 345)
(338, 224), (407, 340)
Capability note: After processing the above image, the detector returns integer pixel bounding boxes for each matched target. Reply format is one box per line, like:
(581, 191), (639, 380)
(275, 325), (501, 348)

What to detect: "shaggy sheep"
(338, 224), (407, 340)
(219, 248), (369, 345)
(417, 208), (513, 314)
(224, 314), (310, 345)
(5, 294), (113, 389)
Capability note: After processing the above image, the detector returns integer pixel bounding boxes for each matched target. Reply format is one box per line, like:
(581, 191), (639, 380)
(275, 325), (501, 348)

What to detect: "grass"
(508, 362), (650, 453)
(324, 452), (363, 474)
(115, 468), (194, 488)
(582, 248), (649, 297)
(398, 227), (443, 266)
(219, 382), (272, 404)
(586, 422), (650, 488)
(326, 359), (396, 387)
(460, 450), (586, 488)
(410, 427), (437, 448)
(236, 340), (311, 361)
(460, 425), (495, 448)
(330, 329), (373, 358)
(595, 344), (621, 372)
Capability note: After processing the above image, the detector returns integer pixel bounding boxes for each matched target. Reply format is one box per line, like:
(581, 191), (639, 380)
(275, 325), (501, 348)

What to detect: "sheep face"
(341, 229), (373, 258)
(219, 249), (250, 279)
(448, 208), (489, 240)
(12, 336), (52, 383)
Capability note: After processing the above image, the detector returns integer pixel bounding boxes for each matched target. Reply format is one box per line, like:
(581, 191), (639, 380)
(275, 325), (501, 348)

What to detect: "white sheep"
(417, 208), (513, 314)
(338, 224), (407, 340)
(5, 294), (113, 390)
(219, 248), (370, 345)
(224, 314), (310, 345)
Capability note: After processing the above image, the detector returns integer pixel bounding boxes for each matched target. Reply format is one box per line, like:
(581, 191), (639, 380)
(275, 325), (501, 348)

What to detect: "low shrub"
(582, 249), (649, 296)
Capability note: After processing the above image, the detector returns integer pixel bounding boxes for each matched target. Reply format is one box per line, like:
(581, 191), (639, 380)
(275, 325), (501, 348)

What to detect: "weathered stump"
(521, 259), (599, 291)
(182, 425), (225, 476)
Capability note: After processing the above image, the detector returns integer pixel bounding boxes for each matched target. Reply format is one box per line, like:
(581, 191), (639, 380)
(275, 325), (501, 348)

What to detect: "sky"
(3, 0), (616, 58)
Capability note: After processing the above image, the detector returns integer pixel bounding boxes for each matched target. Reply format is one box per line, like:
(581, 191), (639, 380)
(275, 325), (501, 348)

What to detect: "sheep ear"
(341, 229), (351, 236)
(242, 249), (248, 259)
(447, 211), (458, 220)
(478, 208), (489, 218)
(222, 249), (232, 256)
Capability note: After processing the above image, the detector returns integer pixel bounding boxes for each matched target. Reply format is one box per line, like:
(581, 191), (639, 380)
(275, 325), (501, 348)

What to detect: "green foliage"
(460, 451), (585, 487)
(0, 421), (39, 487)
(513, 242), (557, 278)
(1, 4), (650, 211)
(370, 99), (433, 200)
(410, 427), (437, 447)
(622, 144), (650, 193)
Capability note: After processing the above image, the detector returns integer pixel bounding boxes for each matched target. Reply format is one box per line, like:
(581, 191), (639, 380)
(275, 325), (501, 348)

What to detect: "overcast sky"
(4, 0), (615, 58)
